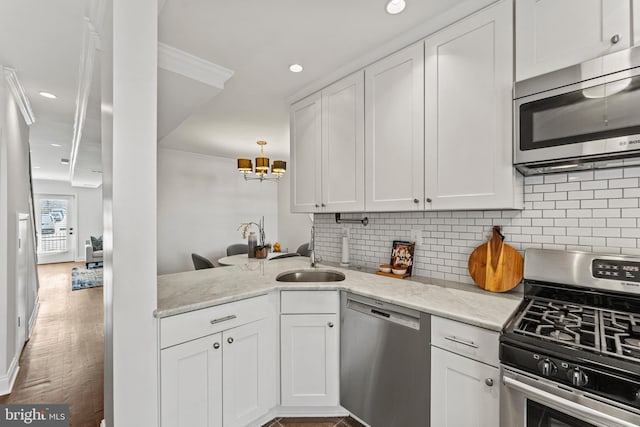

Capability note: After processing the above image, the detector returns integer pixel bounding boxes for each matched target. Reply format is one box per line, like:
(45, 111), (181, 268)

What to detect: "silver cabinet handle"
(426, 198), (432, 203)
(611, 34), (620, 44)
(321, 203), (326, 207)
(315, 204), (320, 208)
(213, 342), (220, 349)
(485, 378), (493, 387)
(227, 337), (234, 344)
(328, 322), (334, 328)
(413, 198), (419, 204)
(210, 315), (236, 325)
(444, 335), (479, 348)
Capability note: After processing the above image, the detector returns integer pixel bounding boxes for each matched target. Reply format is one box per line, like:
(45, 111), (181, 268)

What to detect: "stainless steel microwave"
(514, 46), (640, 175)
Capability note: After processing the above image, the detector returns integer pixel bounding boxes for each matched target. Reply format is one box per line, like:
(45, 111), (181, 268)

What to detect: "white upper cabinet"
(425, 0), (521, 210)
(365, 42), (425, 212)
(516, 0), (632, 81)
(290, 92), (322, 213)
(321, 72), (365, 212)
(290, 73), (364, 213)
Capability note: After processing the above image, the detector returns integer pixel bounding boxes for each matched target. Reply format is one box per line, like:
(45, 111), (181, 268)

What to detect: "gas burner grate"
(513, 299), (640, 363)
(513, 300), (599, 351)
(601, 310), (640, 361)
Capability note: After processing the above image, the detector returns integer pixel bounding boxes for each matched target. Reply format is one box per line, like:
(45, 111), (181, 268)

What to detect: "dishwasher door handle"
(371, 308), (391, 318)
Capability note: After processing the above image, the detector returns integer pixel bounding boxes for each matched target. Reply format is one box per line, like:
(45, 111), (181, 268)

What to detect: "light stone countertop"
(156, 258), (524, 331)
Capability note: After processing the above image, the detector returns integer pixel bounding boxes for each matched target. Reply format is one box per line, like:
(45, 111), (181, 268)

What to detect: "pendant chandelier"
(237, 140), (286, 182)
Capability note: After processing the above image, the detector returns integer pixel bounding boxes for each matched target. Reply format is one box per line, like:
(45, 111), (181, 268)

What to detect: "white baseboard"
(28, 296), (39, 338)
(0, 356), (20, 396)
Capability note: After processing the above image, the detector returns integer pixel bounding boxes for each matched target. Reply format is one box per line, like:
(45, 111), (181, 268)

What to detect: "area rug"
(71, 266), (103, 291)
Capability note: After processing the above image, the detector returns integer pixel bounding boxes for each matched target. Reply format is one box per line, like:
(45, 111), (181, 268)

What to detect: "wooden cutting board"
(468, 226), (523, 292)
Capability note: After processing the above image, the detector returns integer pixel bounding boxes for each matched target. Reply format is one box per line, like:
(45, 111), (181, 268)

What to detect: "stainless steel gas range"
(500, 249), (640, 427)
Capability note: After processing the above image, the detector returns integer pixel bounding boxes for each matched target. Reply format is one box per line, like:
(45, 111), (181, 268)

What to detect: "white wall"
(157, 148), (280, 274)
(103, 1), (158, 425)
(32, 179), (103, 262)
(0, 67), (37, 395)
(277, 171), (312, 253)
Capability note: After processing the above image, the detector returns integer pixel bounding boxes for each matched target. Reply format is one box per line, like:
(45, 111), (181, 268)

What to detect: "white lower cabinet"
(431, 316), (500, 427)
(280, 314), (339, 406)
(430, 347), (499, 427)
(161, 333), (223, 427)
(160, 296), (277, 427)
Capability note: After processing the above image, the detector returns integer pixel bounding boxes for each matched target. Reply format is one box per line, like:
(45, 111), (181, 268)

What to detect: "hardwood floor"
(0, 262), (104, 427)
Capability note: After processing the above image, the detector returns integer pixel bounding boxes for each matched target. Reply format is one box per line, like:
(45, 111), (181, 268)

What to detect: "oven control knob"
(538, 358), (557, 377)
(634, 390), (640, 402)
(569, 368), (589, 387)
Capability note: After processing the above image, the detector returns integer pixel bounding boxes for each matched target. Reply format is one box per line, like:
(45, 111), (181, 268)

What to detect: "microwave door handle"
(502, 376), (638, 427)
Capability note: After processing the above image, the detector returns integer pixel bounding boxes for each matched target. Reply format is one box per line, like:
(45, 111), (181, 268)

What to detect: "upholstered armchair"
(85, 237), (103, 267)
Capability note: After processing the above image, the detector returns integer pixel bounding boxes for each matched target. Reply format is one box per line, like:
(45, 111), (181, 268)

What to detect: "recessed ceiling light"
(39, 91), (57, 99)
(51, 143), (62, 147)
(289, 64), (304, 73)
(386, 0), (406, 14)
(33, 166), (41, 169)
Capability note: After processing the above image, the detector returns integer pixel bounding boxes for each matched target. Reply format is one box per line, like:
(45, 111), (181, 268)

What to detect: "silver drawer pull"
(444, 335), (479, 349)
(210, 315), (237, 325)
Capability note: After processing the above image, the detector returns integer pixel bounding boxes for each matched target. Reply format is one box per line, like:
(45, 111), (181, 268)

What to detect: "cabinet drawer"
(431, 316), (499, 367)
(160, 295), (273, 349)
(281, 290), (339, 314)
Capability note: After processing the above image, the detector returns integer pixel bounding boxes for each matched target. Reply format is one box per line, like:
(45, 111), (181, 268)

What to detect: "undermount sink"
(276, 269), (346, 283)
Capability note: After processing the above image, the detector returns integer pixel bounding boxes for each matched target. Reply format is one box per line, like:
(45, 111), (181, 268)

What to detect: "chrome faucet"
(309, 224), (316, 267)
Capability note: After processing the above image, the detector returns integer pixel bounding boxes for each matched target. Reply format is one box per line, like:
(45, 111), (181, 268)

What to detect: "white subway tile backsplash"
(610, 178), (639, 188)
(595, 169), (623, 179)
(544, 174), (568, 184)
(556, 182), (581, 192)
(314, 166), (640, 284)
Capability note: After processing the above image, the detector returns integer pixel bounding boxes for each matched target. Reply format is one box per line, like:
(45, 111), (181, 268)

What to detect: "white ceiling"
(1, 0), (478, 186)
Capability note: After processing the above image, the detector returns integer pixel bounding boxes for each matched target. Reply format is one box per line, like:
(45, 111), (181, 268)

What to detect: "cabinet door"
(291, 92), (322, 213)
(635, 0), (640, 45)
(516, 0), (631, 81)
(365, 42), (425, 211)
(222, 318), (277, 427)
(431, 346), (499, 427)
(161, 333), (223, 427)
(321, 72), (365, 212)
(281, 314), (339, 406)
(425, 0), (520, 210)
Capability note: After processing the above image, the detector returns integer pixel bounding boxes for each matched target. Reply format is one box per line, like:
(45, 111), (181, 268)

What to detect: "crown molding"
(69, 16), (100, 183)
(3, 68), (35, 125)
(158, 43), (234, 89)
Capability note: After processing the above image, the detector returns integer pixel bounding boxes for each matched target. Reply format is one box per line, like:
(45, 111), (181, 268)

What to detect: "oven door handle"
(503, 375), (638, 427)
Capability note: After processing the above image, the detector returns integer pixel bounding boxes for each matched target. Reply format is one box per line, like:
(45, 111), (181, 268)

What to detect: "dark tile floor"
(262, 416), (365, 427)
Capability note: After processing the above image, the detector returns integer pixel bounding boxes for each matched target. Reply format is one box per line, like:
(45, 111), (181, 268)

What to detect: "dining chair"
(296, 243), (310, 257)
(191, 253), (215, 270)
(226, 243), (249, 256)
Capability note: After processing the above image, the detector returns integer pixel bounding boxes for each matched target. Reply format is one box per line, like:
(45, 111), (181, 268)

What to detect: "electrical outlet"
(410, 229), (422, 246)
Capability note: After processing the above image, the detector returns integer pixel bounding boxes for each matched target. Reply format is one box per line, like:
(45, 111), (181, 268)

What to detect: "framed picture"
(390, 240), (415, 275)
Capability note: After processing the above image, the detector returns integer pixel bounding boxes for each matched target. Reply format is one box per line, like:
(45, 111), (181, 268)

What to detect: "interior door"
(16, 213), (29, 352)
(34, 194), (75, 264)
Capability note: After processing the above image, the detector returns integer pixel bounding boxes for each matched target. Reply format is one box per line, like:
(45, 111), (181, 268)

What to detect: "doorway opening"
(34, 194), (76, 264)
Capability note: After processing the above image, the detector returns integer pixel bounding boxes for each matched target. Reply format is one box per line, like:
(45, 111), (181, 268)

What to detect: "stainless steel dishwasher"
(340, 292), (430, 427)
